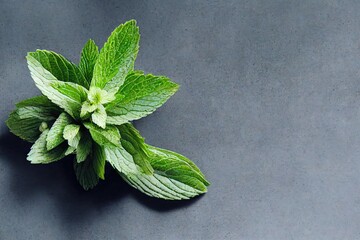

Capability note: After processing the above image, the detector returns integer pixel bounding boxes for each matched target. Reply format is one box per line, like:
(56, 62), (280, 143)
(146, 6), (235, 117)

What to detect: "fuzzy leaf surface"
(7, 96), (60, 142)
(74, 143), (106, 190)
(27, 54), (88, 119)
(46, 112), (73, 150)
(91, 20), (139, 92)
(63, 124), (81, 148)
(74, 157), (99, 190)
(27, 130), (68, 164)
(29, 50), (88, 88)
(118, 123), (153, 174)
(106, 72), (179, 125)
(106, 124), (208, 200)
(83, 122), (120, 146)
(79, 39), (99, 85)
(76, 131), (92, 163)
(91, 105), (107, 129)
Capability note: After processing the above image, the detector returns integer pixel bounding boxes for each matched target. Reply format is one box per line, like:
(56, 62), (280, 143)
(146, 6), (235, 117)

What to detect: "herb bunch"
(6, 20), (209, 200)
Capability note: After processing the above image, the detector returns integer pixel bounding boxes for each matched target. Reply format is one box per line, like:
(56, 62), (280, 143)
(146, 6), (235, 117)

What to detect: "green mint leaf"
(146, 145), (210, 189)
(92, 143), (106, 179)
(74, 156), (99, 190)
(106, 72), (179, 125)
(6, 96), (60, 142)
(74, 143), (106, 190)
(15, 95), (60, 120)
(118, 123), (153, 174)
(65, 146), (76, 155)
(16, 107), (55, 121)
(103, 92), (125, 110)
(63, 124), (81, 148)
(104, 144), (135, 173)
(83, 122), (120, 146)
(79, 39), (99, 85)
(106, 142), (208, 200)
(105, 123), (208, 199)
(15, 95), (60, 113)
(122, 144), (208, 199)
(91, 104), (107, 129)
(7, 112), (49, 143)
(28, 50), (88, 88)
(27, 129), (68, 164)
(49, 81), (88, 119)
(121, 171), (206, 200)
(92, 20), (139, 92)
(63, 124), (80, 140)
(46, 112), (73, 150)
(76, 131), (92, 163)
(27, 53), (89, 119)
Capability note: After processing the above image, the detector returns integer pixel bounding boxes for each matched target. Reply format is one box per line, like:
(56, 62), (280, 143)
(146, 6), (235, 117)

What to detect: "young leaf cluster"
(6, 20), (209, 200)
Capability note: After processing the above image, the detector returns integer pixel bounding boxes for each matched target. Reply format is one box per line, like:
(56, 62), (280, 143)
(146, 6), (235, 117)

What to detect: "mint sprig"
(6, 20), (209, 200)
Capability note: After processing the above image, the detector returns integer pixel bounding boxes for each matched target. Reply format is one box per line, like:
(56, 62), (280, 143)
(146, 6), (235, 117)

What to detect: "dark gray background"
(1, 0), (360, 239)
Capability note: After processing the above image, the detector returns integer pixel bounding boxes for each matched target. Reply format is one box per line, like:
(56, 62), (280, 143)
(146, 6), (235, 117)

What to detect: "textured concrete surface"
(1, 0), (360, 239)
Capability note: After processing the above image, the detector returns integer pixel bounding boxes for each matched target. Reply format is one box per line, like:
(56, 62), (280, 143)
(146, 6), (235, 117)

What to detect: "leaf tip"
(127, 19), (137, 25)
